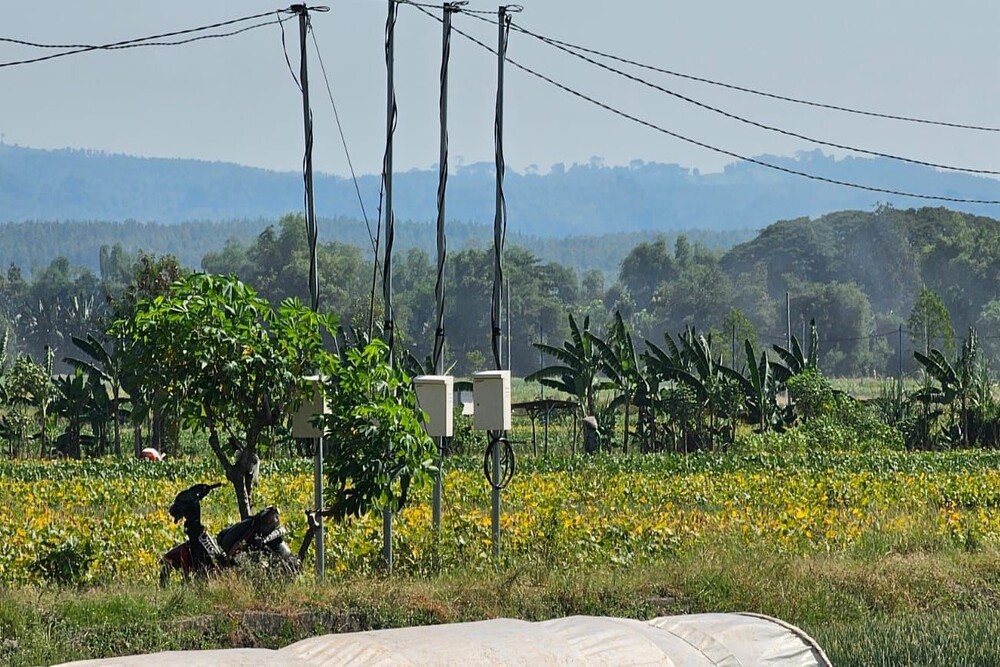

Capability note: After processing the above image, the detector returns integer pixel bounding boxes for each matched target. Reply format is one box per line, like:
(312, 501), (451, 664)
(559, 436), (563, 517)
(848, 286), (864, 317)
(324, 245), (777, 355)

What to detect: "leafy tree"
(908, 287), (956, 358)
(318, 338), (436, 520)
(114, 273), (337, 519)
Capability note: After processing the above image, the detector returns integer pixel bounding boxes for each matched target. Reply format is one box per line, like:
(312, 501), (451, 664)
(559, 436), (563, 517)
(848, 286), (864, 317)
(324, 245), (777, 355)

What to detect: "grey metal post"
(432, 3), (458, 533)
(490, 6), (510, 558)
(786, 292), (791, 351)
(382, 0), (397, 574)
(293, 4), (323, 580)
(898, 324), (903, 396)
(313, 436), (324, 578)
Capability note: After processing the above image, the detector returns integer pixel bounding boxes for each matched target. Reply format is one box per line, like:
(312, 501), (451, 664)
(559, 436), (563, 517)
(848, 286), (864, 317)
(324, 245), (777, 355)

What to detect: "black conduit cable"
(484, 6), (519, 492)
(0, 9), (295, 68)
(500, 24), (1000, 134)
(507, 21), (1000, 177)
(382, 0), (399, 352)
(406, 6), (1000, 206)
(432, 3), (464, 372)
(484, 434), (516, 490)
(490, 9), (513, 372)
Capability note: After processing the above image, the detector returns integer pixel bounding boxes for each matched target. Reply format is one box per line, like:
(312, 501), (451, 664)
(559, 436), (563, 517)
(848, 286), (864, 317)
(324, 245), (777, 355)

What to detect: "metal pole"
(293, 4), (323, 581)
(898, 324), (903, 395)
(785, 291), (791, 351)
(432, 3), (457, 533)
(506, 277), (511, 371)
(491, 6), (510, 558)
(382, 0), (397, 574)
(313, 436), (324, 578)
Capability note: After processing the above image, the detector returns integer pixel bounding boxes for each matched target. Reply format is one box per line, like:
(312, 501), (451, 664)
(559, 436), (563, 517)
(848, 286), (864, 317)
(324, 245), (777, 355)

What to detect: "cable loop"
(483, 434), (515, 490)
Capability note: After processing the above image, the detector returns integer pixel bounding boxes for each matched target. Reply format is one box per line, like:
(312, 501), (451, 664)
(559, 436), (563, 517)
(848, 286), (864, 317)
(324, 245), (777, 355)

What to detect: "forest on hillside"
(0, 217), (752, 282)
(0, 205), (996, 379)
(6, 143), (1000, 234)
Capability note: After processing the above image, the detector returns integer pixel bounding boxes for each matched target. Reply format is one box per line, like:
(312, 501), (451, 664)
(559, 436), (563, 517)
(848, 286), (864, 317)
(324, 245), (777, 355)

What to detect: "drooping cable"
(408, 6), (1000, 206)
(432, 3), (464, 372)
(0, 10), (294, 69)
(295, 9), (320, 313)
(309, 24), (382, 269)
(507, 20), (1000, 177)
(490, 10), (511, 372)
(501, 25), (1000, 134)
(382, 0), (399, 353)
(485, 6), (517, 493)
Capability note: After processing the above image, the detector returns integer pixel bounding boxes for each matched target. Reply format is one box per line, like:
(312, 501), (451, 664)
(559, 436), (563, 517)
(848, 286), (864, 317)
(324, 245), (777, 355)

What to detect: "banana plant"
(771, 319), (819, 384)
(587, 311), (644, 453)
(528, 314), (607, 419)
(913, 328), (979, 447)
(64, 334), (127, 456)
(721, 340), (793, 432)
(644, 327), (736, 451)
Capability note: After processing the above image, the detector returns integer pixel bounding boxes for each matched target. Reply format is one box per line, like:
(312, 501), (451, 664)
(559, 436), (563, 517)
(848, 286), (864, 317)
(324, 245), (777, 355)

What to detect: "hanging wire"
(498, 24), (1000, 134)
(0, 10), (295, 68)
(308, 24), (382, 270)
(504, 20), (1000, 177)
(405, 6), (1000, 206)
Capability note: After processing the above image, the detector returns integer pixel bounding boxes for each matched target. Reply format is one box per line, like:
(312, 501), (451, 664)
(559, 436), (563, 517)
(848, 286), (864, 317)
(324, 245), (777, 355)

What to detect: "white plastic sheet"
(60, 613), (832, 666)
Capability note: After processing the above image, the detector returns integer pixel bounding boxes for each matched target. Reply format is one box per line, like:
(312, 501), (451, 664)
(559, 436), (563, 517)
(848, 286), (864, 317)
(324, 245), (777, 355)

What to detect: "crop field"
(6, 447), (1000, 585)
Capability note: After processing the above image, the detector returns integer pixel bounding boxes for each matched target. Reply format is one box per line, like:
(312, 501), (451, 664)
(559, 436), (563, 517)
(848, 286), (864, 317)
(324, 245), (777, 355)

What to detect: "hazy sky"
(3, 0), (999, 181)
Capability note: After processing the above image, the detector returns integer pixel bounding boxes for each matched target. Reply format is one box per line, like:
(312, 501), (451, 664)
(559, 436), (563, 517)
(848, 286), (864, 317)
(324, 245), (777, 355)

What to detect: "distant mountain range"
(3, 144), (1000, 235)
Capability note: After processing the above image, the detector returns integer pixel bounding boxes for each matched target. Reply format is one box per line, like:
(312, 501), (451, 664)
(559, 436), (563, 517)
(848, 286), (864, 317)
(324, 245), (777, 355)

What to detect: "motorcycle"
(160, 482), (299, 584)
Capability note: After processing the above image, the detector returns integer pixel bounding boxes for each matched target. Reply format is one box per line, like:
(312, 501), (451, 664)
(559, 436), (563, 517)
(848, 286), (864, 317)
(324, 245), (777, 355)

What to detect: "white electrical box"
(414, 375), (454, 437)
(291, 375), (328, 439)
(473, 370), (511, 431)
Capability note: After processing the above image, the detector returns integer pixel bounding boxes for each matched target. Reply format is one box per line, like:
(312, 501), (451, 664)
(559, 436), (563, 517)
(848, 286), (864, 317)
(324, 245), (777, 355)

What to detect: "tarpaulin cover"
(60, 612), (832, 666)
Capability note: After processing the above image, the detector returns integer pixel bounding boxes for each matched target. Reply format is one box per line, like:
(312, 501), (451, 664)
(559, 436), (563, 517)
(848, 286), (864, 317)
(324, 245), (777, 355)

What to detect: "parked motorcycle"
(160, 482), (299, 584)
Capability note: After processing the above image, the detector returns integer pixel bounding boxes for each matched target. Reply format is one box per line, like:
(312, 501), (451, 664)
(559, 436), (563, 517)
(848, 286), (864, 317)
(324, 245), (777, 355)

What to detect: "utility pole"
(291, 3), (323, 581)
(382, 0), (398, 574)
(432, 2), (463, 532)
(490, 5), (517, 557)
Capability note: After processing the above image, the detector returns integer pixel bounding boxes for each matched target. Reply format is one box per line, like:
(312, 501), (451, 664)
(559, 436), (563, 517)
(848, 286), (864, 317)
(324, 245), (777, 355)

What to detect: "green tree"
(114, 273), (337, 519)
(908, 287), (956, 359)
(318, 338), (436, 520)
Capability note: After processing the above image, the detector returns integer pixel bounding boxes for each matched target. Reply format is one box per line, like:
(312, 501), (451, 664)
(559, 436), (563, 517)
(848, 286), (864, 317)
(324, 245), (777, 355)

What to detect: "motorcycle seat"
(217, 516), (255, 553)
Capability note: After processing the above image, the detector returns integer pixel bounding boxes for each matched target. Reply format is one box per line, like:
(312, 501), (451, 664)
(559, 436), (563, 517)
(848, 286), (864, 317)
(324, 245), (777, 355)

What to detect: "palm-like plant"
(527, 314), (607, 419)
(588, 311), (644, 453)
(64, 334), (126, 456)
(645, 327), (736, 451)
(721, 340), (793, 432)
(913, 328), (980, 446)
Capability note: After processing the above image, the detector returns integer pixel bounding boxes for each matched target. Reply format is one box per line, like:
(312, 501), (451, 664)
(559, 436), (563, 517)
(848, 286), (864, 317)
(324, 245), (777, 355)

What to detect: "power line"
(406, 4), (1000, 205)
(503, 24), (1000, 134)
(308, 23), (382, 273)
(0, 9), (294, 69)
(506, 20), (1000, 177)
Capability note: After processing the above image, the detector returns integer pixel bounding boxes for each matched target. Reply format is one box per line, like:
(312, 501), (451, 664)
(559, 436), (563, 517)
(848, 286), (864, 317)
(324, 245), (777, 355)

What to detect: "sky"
(3, 0), (1000, 181)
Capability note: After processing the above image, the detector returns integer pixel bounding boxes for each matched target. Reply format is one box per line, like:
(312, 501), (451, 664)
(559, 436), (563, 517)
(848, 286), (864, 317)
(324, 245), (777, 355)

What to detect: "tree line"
(2, 205), (999, 383)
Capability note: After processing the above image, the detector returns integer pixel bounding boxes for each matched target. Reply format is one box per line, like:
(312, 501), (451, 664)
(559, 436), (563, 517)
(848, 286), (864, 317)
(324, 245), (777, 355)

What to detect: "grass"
(5, 540), (1000, 665)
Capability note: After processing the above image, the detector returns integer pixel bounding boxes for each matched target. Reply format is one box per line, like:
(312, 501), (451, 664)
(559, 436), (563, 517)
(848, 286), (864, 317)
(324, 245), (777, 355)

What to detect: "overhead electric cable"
(309, 24), (381, 271)
(406, 4), (1000, 205)
(505, 20), (1000, 176)
(501, 24), (1000, 134)
(0, 9), (294, 68)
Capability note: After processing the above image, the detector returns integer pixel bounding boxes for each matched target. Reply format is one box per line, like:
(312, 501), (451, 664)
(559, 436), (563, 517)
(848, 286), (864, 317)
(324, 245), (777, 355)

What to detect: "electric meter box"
(414, 375), (454, 437)
(291, 375), (328, 439)
(473, 370), (511, 431)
